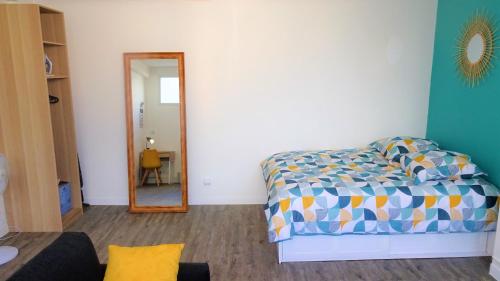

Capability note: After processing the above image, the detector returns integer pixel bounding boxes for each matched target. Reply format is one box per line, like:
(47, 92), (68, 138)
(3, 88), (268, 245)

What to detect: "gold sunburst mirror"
(456, 11), (497, 87)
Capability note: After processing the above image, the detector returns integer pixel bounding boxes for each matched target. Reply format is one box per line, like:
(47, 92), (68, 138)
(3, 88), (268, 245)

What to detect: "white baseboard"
(490, 257), (500, 280)
(85, 196), (129, 205)
(188, 195), (265, 205)
(85, 196), (265, 206)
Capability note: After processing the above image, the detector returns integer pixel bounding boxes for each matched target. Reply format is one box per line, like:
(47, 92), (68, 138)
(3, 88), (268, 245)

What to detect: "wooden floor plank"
(0, 205), (495, 281)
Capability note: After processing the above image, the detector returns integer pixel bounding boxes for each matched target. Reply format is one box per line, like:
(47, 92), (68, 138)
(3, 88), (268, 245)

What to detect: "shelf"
(46, 74), (68, 80)
(39, 5), (63, 14)
(43, 40), (65, 46)
(62, 207), (82, 228)
(40, 11), (65, 43)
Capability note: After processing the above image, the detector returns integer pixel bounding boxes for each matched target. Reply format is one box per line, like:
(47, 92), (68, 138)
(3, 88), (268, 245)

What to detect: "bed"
(261, 146), (500, 262)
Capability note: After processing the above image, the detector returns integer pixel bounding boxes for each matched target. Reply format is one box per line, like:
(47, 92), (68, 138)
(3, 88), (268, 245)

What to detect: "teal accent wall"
(427, 0), (500, 187)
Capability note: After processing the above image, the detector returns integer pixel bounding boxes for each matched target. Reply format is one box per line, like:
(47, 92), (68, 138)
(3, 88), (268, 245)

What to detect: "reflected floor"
(136, 183), (181, 206)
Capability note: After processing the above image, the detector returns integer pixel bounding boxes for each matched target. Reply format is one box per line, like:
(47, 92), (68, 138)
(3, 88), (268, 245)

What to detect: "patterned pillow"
(369, 138), (391, 154)
(370, 137), (439, 164)
(400, 150), (486, 185)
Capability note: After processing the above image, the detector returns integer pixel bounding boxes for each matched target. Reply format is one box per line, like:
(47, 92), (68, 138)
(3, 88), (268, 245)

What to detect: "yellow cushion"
(103, 244), (184, 281)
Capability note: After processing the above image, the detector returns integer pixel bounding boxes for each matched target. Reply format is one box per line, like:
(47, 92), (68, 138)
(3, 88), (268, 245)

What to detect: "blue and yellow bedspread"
(262, 147), (500, 243)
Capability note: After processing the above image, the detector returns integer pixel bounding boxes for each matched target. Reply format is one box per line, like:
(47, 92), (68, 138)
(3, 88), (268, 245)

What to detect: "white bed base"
(277, 232), (496, 263)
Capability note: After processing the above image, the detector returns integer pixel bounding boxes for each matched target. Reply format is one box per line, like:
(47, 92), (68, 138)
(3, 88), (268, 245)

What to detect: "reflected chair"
(141, 149), (162, 187)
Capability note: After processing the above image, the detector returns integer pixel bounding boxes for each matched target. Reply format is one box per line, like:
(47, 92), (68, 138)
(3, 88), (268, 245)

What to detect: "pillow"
(400, 150), (485, 185)
(399, 149), (471, 171)
(104, 244), (184, 281)
(380, 137), (438, 164)
(369, 137), (391, 154)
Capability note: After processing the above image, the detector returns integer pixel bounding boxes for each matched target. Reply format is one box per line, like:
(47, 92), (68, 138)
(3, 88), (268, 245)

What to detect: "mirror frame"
(124, 52), (188, 213)
(456, 12), (497, 87)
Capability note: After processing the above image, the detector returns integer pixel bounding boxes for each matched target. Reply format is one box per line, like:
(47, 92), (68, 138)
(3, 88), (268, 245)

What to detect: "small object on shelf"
(58, 181), (72, 216)
(44, 54), (53, 75)
(49, 94), (59, 104)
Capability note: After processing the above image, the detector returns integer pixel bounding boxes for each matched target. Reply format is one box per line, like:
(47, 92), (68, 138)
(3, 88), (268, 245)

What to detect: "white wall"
(42, 0), (437, 205)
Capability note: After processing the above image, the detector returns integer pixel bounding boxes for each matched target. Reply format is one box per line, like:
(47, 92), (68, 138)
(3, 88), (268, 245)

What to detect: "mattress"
(262, 147), (500, 243)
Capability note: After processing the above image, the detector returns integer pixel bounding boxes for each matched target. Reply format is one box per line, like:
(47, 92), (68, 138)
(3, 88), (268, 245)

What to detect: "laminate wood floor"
(0, 205), (495, 281)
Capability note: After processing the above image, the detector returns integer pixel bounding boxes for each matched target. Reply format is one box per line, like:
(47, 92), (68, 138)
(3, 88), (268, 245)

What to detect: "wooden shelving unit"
(41, 5), (83, 229)
(0, 4), (82, 231)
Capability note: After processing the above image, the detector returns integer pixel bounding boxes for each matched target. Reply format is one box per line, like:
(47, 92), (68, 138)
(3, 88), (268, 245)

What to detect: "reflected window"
(160, 77), (179, 104)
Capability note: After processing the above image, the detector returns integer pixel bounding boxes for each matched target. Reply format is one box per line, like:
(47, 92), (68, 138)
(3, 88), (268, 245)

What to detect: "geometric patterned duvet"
(262, 147), (500, 243)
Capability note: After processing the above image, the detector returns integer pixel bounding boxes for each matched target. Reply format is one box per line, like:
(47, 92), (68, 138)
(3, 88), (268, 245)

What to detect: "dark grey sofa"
(7, 232), (210, 281)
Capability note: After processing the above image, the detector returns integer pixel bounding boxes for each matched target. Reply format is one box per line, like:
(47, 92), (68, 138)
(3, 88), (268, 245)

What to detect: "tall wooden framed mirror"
(124, 52), (188, 212)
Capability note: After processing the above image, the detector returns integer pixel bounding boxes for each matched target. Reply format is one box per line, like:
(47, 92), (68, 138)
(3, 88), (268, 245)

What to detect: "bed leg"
(277, 242), (283, 264)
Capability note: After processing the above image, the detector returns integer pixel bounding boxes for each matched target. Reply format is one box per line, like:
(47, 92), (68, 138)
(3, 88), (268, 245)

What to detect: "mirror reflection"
(131, 59), (182, 207)
(466, 33), (485, 64)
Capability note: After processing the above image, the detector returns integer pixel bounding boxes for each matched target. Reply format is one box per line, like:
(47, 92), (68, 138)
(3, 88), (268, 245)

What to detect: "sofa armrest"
(7, 233), (102, 281)
(178, 263), (210, 281)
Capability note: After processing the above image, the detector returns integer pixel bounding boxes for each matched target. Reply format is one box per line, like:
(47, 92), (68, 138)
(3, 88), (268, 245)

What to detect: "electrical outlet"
(202, 177), (212, 187)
